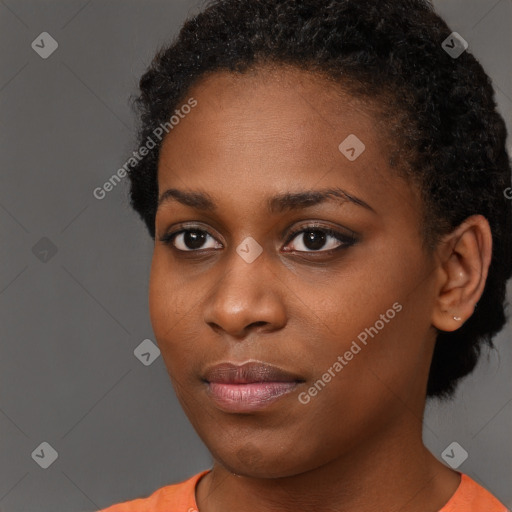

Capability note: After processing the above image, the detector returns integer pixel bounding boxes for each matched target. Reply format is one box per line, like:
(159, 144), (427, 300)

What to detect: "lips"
(202, 361), (304, 413)
(204, 361), (303, 384)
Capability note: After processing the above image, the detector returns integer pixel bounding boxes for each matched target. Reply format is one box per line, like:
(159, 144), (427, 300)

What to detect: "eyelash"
(158, 223), (357, 255)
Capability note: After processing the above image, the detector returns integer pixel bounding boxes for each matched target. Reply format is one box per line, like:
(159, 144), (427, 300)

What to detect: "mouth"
(202, 361), (305, 413)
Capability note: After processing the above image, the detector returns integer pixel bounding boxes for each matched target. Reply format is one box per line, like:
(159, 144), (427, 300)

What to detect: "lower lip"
(206, 381), (299, 412)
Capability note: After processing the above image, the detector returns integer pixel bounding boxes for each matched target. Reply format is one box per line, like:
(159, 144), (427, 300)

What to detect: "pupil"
(304, 230), (326, 250)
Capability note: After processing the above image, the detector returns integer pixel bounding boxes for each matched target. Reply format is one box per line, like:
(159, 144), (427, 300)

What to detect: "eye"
(159, 223), (357, 254)
(160, 228), (222, 252)
(283, 224), (356, 253)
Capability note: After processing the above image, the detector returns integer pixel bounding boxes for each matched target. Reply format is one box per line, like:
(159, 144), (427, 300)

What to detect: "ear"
(431, 215), (492, 332)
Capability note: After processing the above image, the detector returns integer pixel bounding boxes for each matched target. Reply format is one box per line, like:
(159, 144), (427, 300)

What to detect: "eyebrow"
(157, 187), (376, 214)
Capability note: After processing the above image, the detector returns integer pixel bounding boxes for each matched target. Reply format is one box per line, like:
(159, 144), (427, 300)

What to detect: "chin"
(210, 441), (314, 479)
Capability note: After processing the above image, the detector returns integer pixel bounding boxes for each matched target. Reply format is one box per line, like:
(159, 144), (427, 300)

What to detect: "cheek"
(297, 314), (417, 444)
(148, 253), (185, 347)
(148, 253), (208, 373)
(148, 275), (170, 341)
(297, 252), (429, 394)
(310, 301), (431, 419)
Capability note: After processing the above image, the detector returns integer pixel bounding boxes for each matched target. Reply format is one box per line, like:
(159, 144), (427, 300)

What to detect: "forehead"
(156, 65), (419, 221)
(178, 65), (380, 140)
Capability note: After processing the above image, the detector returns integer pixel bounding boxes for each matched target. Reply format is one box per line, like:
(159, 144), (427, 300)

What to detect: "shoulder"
(440, 472), (510, 512)
(97, 470), (210, 512)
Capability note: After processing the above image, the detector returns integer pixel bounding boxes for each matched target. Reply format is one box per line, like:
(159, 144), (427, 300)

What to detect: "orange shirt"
(98, 470), (510, 512)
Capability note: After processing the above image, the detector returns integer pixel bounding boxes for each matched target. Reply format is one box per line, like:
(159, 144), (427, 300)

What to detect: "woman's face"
(150, 66), (440, 477)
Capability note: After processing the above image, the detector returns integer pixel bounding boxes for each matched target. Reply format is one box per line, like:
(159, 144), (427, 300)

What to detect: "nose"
(203, 248), (287, 339)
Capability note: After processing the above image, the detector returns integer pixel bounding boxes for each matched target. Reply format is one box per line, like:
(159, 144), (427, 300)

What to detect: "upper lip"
(203, 361), (304, 384)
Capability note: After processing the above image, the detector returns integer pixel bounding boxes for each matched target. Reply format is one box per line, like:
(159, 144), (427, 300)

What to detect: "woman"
(99, 0), (511, 510)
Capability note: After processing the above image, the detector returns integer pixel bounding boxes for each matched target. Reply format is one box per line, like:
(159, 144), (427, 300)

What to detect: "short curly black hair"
(126, 0), (512, 400)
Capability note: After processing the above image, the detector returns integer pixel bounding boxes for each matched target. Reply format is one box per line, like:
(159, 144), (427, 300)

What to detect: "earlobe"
(431, 215), (492, 332)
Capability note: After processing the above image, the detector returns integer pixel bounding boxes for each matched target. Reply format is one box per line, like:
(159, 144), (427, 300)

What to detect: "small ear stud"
(453, 316), (462, 321)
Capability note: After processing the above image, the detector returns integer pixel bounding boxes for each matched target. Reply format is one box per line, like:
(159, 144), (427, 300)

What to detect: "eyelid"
(283, 222), (356, 246)
(159, 221), (222, 244)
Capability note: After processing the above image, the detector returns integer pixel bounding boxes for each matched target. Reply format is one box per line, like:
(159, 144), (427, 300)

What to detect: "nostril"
(248, 321), (267, 329)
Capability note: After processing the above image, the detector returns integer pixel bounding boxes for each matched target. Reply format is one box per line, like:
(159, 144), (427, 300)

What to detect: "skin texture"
(149, 65), (492, 512)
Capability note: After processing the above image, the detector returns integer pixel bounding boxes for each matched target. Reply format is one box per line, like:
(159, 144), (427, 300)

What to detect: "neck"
(196, 416), (460, 512)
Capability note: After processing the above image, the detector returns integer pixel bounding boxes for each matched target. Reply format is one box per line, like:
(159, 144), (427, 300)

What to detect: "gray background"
(0, 0), (510, 510)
